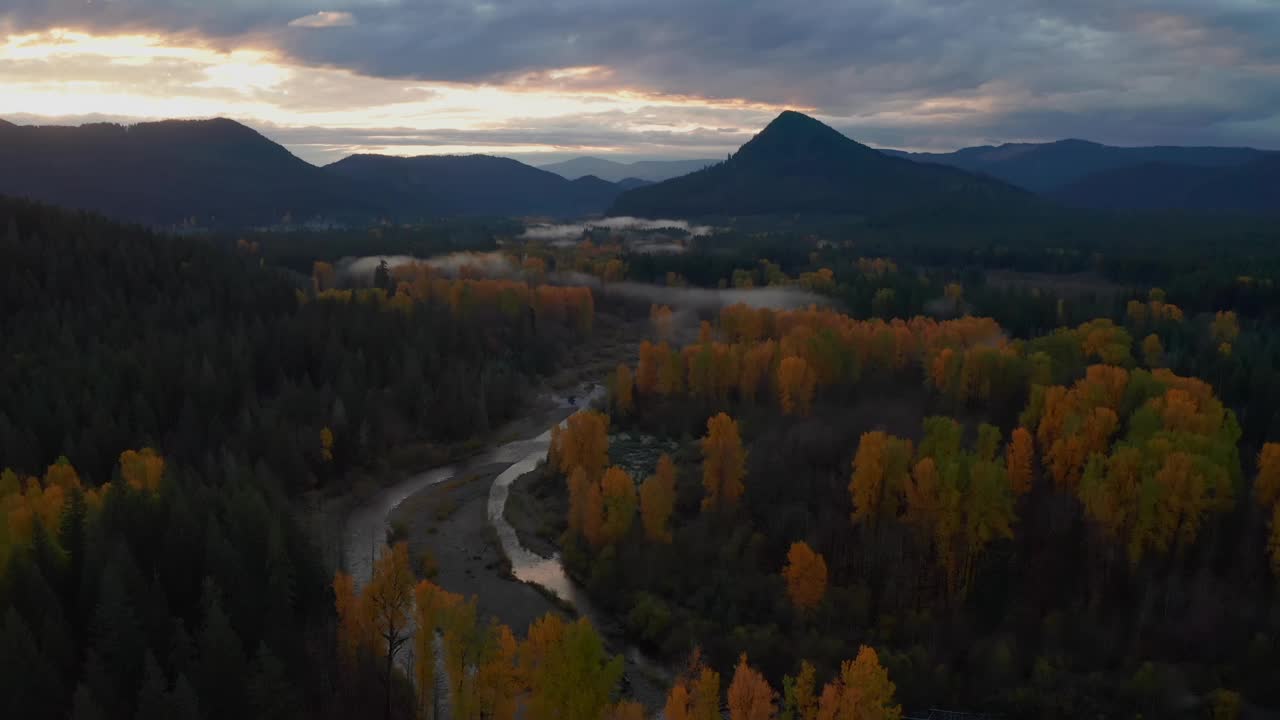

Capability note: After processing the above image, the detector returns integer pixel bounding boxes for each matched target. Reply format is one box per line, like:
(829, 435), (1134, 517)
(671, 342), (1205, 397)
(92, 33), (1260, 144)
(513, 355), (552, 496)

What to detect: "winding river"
(341, 385), (669, 711)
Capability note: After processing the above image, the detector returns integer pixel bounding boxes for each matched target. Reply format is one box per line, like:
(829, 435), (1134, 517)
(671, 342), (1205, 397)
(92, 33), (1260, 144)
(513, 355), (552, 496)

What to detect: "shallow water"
(341, 383), (670, 711)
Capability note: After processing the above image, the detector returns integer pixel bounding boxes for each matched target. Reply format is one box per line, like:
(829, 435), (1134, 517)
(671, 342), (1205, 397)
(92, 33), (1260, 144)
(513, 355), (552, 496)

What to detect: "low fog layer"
(556, 273), (826, 312)
(336, 252), (825, 313)
(338, 251), (517, 280)
(520, 217), (714, 241)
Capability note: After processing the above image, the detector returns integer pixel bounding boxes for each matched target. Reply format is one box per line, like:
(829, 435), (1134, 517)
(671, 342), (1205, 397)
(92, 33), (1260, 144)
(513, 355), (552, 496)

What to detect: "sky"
(2, 1), (1278, 165)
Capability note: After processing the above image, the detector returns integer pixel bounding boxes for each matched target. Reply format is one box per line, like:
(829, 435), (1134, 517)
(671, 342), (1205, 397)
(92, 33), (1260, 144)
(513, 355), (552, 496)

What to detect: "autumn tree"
(412, 580), (460, 720)
(658, 344), (685, 397)
(778, 356), (816, 417)
(312, 261), (337, 292)
(1006, 428), (1034, 497)
(850, 432), (913, 526)
(600, 467), (637, 544)
(781, 661), (818, 720)
(637, 341), (660, 396)
(1211, 311), (1240, 345)
(651, 304), (675, 341)
(740, 340), (776, 404)
(583, 480), (605, 548)
(729, 653), (777, 720)
(524, 617), (622, 720)
(613, 365), (634, 415)
(119, 448), (164, 491)
(559, 411), (610, 482)
(567, 467), (590, 537)
(333, 571), (367, 665)
(1141, 334), (1165, 368)
(367, 542), (416, 720)
(640, 454), (677, 543)
(665, 651), (725, 720)
(320, 427), (335, 463)
(815, 646), (901, 720)
(1257, 444), (1280, 575)
(782, 541), (828, 612)
(701, 413), (747, 511)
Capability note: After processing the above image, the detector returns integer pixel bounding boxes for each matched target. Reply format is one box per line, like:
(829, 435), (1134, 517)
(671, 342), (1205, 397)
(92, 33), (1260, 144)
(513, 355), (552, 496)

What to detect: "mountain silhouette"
(887, 139), (1270, 193)
(325, 154), (629, 218)
(0, 118), (637, 227)
(609, 111), (1034, 218)
(539, 156), (716, 183)
(0, 118), (375, 227)
(1053, 156), (1280, 214)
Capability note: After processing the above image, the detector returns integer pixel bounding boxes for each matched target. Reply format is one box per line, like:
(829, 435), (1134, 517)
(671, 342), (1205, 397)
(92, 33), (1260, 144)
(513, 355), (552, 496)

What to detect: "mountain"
(886, 140), (1271, 193)
(540, 156), (716, 183)
(0, 118), (639, 225)
(325, 154), (627, 217)
(609, 111), (1035, 219)
(0, 118), (375, 227)
(615, 177), (651, 191)
(1053, 155), (1280, 214)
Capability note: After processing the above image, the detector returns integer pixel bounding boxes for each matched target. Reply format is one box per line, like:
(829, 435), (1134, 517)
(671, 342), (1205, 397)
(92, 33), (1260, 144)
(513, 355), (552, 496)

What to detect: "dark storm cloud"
(3, 0), (1278, 149)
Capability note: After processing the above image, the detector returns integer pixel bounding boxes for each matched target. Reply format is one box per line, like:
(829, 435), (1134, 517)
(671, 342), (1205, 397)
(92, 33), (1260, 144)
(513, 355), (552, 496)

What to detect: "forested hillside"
(0, 196), (596, 719)
(0, 119), (375, 227)
(526, 300), (1280, 717)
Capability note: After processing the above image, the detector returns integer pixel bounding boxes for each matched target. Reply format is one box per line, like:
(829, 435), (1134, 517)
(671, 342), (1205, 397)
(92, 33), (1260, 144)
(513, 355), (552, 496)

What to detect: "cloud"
(287, 11), (356, 29)
(0, 1), (1278, 153)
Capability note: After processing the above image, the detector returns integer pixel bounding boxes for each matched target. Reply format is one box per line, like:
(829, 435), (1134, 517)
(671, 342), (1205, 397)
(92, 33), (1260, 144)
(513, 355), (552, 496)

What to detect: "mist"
(520, 217), (714, 241)
(337, 251), (517, 281)
(553, 273), (827, 312)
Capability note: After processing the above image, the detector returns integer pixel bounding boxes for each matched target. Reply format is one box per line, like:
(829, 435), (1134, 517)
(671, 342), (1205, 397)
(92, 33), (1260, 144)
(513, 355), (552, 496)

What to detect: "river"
(341, 384), (669, 713)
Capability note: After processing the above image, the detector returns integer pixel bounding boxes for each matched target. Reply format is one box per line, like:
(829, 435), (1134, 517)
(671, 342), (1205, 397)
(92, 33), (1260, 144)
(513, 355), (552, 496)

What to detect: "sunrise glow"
(0, 28), (806, 162)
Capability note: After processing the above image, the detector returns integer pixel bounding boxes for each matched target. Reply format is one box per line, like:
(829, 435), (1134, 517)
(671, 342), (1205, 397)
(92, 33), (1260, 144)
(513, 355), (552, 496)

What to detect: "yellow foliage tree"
(601, 467), (637, 544)
(320, 427), (335, 463)
(815, 646), (901, 720)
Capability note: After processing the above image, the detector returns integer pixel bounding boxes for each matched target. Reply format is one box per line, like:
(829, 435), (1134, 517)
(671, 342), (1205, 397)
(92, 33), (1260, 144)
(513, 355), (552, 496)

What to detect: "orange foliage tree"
(613, 365), (635, 415)
(701, 413), (747, 511)
(559, 411), (610, 482)
(1006, 427), (1035, 497)
(778, 355), (816, 416)
(782, 541), (828, 612)
(728, 653), (777, 720)
(119, 447), (164, 491)
(640, 454), (677, 543)
(849, 432), (913, 526)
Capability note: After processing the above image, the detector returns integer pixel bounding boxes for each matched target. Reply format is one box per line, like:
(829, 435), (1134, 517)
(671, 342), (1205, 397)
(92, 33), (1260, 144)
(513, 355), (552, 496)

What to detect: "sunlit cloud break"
(288, 12), (357, 29)
(0, 28), (794, 164)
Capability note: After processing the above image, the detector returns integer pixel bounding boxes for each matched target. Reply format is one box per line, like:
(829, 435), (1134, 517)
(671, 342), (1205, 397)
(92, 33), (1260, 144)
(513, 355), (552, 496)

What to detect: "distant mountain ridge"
(0, 118), (639, 227)
(884, 139), (1272, 193)
(1052, 155), (1280, 214)
(610, 111), (1037, 218)
(325, 153), (629, 218)
(539, 156), (716, 183)
(4, 116), (1276, 226)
